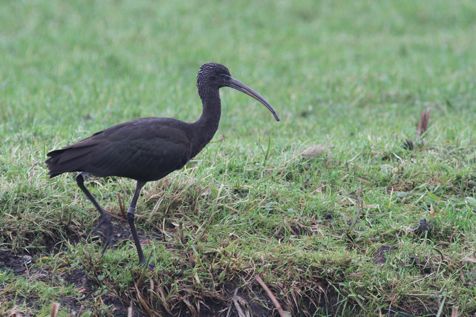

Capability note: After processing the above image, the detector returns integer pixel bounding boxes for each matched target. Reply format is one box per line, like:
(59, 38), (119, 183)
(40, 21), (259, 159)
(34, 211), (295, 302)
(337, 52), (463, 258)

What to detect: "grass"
(0, 0), (475, 315)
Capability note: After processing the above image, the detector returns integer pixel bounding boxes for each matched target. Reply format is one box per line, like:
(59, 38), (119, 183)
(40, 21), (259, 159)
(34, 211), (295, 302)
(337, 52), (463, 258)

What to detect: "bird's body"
(46, 63), (279, 264)
(48, 117), (197, 181)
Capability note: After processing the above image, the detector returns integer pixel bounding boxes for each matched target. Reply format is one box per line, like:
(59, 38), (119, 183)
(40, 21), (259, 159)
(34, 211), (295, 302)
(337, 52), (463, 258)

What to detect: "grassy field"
(1, 0), (475, 316)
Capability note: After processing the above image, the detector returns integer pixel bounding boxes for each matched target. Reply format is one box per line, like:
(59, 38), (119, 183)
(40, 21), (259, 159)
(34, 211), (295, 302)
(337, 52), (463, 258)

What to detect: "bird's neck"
(190, 87), (221, 157)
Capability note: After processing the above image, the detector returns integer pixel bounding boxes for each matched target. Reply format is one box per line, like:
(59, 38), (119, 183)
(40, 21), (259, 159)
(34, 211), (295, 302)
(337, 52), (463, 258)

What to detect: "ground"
(0, 1), (475, 316)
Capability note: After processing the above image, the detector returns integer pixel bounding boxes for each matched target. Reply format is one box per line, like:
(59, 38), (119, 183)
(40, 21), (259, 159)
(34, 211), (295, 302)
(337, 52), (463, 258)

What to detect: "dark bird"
(45, 63), (279, 264)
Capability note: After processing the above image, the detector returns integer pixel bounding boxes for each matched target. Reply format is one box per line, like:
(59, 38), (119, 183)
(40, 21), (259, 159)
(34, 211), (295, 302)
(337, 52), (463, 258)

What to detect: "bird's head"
(197, 63), (280, 121)
(197, 63), (232, 88)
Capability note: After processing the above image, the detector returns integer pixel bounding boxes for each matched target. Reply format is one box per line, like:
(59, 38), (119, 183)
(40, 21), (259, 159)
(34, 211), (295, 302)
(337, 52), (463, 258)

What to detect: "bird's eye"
(210, 75), (217, 81)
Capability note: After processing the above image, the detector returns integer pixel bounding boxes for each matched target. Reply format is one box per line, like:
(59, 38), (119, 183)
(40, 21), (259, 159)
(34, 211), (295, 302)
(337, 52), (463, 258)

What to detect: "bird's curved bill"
(227, 78), (280, 121)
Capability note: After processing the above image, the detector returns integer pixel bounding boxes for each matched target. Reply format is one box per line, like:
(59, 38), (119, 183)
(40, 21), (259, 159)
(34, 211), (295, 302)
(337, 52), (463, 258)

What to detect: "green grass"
(1, 0), (475, 316)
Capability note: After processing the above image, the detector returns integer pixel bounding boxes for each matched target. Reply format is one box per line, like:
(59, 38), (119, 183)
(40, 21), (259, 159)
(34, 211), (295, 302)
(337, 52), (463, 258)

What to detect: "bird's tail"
(45, 146), (93, 177)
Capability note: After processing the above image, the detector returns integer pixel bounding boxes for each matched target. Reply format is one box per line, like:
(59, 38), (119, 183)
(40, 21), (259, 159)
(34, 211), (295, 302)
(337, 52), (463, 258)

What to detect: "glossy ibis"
(46, 63), (279, 264)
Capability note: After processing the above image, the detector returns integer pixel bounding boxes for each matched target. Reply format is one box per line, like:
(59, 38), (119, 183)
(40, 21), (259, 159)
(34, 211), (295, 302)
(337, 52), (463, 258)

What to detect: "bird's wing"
(90, 126), (192, 179)
(46, 118), (193, 180)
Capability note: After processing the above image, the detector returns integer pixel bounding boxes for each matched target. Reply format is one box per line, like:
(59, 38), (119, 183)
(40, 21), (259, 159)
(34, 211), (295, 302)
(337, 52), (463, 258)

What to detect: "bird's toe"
(91, 213), (114, 248)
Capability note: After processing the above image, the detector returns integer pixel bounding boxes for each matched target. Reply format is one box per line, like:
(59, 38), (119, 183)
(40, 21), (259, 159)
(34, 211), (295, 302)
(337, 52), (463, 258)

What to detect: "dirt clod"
(374, 245), (393, 265)
(0, 250), (32, 274)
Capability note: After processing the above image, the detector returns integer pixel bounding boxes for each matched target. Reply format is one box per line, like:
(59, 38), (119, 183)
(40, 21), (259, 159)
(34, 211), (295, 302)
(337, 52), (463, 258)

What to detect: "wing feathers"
(45, 118), (192, 180)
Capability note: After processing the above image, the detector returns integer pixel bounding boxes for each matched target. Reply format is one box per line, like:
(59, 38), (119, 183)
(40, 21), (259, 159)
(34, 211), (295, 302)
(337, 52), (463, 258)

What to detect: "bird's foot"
(139, 259), (155, 271)
(138, 254), (155, 270)
(91, 213), (114, 250)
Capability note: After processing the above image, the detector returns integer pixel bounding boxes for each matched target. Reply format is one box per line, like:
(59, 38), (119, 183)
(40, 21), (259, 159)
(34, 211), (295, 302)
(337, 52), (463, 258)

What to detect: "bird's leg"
(127, 181), (146, 264)
(76, 173), (113, 248)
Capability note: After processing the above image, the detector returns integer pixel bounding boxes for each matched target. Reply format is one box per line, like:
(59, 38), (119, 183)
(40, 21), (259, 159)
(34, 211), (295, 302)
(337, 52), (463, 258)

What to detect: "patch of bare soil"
(0, 250), (32, 274)
(374, 245), (393, 264)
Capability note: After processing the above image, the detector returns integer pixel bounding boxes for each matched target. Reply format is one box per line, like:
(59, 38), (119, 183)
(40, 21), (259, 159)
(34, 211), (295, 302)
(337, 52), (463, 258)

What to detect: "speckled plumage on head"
(197, 63), (232, 91)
